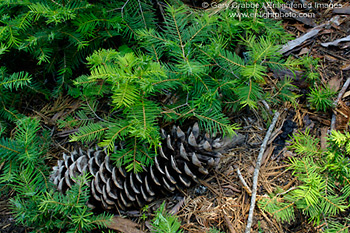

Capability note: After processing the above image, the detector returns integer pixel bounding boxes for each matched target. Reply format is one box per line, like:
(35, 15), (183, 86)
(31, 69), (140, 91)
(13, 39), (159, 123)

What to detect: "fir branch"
(99, 123), (131, 152)
(70, 122), (108, 143)
(261, 129), (350, 230)
(217, 53), (246, 68)
(0, 70), (31, 91)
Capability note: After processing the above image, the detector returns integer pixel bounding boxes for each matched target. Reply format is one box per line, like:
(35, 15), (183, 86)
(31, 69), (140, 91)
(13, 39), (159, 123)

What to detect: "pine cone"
(51, 123), (243, 210)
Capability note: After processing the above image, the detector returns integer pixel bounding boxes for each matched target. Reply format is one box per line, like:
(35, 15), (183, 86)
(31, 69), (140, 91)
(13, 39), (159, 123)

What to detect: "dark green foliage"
(259, 130), (350, 231)
(121, 0), (157, 40)
(151, 202), (183, 233)
(0, 117), (112, 232)
(0, 0), (124, 95)
(0, 67), (31, 123)
(137, 4), (300, 112)
(266, 77), (300, 108)
(0, 117), (48, 184)
(11, 172), (112, 233)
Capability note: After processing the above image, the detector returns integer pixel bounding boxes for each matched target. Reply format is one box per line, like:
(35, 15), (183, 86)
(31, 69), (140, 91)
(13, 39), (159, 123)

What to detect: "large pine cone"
(51, 123), (243, 210)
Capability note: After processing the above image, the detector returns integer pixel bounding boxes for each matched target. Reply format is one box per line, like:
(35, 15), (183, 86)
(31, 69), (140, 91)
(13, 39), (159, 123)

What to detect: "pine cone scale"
(51, 123), (242, 210)
(129, 173), (140, 194)
(106, 178), (119, 199)
(111, 167), (124, 189)
(144, 175), (155, 196)
(91, 180), (102, 201)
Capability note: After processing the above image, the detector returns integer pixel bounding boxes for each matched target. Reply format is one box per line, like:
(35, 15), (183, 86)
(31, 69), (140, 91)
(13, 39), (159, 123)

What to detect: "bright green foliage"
(287, 129), (320, 157)
(259, 130), (350, 231)
(258, 188), (296, 223)
(207, 228), (225, 233)
(151, 202), (183, 233)
(301, 56), (321, 84)
(323, 218), (350, 233)
(268, 77), (301, 108)
(72, 50), (169, 172)
(65, 2), (301, 172)
(0, 117), (111, 232)
(296, 56), (336, 112)
(307, 86), (336, 112)
(137, 4), (299, 111)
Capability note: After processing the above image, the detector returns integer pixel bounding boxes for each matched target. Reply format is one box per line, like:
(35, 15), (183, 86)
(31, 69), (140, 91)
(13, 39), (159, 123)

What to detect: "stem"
(245, 111), (280, 233)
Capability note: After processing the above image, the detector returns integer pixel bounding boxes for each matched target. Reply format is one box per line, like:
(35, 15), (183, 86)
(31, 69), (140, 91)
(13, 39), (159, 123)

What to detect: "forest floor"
(1, 0), (350, 232)
(170, 1), (350, 232)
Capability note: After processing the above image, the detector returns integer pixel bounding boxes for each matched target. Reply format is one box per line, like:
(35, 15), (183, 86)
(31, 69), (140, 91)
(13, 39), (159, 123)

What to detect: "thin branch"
(0, 143), (19, 153)
(330, 113), (337, 132)
(186, 21), (208, 46)
(50, 0), (63, 7)
(234, 165), (252, 195)
(261, 100), (273, 115)
(331, 77), (350, 131)
(120, 0), (131, 18)
(85, 100), (110, 123)
(276, 187), (296, 196)
(141, 99), (146, 130)
(224, 214), (235, 233)
(218, 54), (246, 68)
(334, 77), (350, 106)
(245, 111), (280, 233)
(197, 47), (241, 79)
(137, 0), (147, 29)
(170, 9), (185, 59)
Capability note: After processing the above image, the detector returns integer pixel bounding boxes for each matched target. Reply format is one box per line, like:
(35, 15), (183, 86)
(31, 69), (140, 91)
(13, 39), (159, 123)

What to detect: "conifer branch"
(217, 54), (246, 68)
(187, 21), (209, 45)
(151, 78), (181, 85)
(70, 125), (108, 142)
(168, 6), (185, 59)
(272, 202), (295, 216)
(0, 143), (19, 153)
(137, 0), (147, 29)
(2, 103), (19, 121)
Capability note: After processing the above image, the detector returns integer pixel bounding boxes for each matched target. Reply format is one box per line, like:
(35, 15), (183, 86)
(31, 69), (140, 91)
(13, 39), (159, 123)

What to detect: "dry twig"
(224, 214), (235, 233)
(331, 77), (350, 131)
(245, 112), (280, 233)
(234, 165), (252, 196)
(279, 26), (323, 54)
(334, 78), (350, 106)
